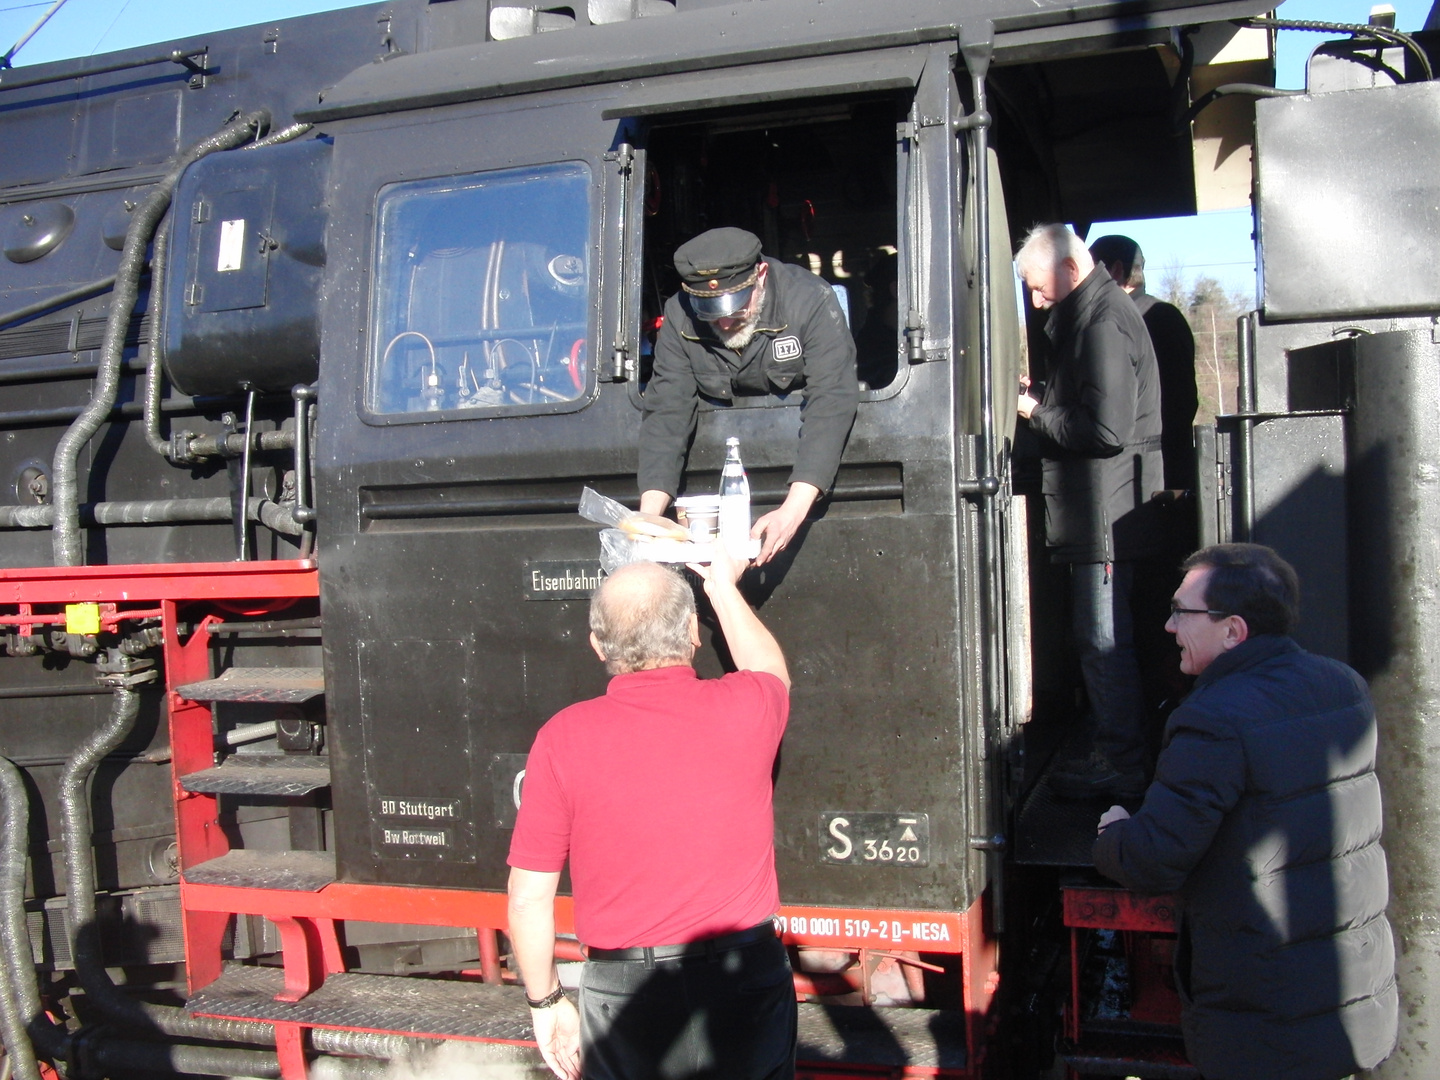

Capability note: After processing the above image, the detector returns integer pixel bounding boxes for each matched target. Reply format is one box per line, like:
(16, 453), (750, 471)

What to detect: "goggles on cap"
(682, 268), (759, 322)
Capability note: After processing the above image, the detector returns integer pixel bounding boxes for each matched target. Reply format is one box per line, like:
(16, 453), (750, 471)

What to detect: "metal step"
(187, 966), (967, 1071)
(184, 850), (335, 892)
(174, 667), (325, 704)
(180, 755), (331, 796)
(189, 965), (538, 1044)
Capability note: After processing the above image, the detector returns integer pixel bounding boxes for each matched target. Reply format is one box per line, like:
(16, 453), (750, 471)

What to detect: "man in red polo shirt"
(507, 546), (794, 1080)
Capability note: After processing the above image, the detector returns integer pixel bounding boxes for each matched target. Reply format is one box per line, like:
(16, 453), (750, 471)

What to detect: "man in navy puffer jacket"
(1093, 543), (1397, 1080)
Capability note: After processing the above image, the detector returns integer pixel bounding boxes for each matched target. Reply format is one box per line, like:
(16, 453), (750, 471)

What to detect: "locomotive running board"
(189, 964), (968, 1075)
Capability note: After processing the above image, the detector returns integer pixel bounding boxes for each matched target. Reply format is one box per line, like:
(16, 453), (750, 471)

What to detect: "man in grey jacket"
(1016, 223), (1163, 798)
(1094, 544), (1397, 1080)
(639, 228), (858, 565)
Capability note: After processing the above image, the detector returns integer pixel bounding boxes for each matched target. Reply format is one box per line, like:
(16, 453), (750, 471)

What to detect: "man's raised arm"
(687, 546), (790, 689)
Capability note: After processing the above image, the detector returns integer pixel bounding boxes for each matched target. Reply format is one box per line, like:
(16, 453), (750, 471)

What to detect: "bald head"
(589, 562), (698, 675)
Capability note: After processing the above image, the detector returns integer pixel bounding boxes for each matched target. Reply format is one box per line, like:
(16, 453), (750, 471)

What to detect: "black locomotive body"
(0, 1), (1436, 1078)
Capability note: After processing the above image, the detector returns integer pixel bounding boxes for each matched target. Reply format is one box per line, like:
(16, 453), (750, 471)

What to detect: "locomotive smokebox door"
(165, 137), (332, 396)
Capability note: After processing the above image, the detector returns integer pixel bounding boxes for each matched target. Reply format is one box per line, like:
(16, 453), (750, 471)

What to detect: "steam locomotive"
(0, 0), (1435, 1077)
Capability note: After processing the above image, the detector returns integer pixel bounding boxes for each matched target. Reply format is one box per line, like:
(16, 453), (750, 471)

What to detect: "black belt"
(586, 921), (778, 963)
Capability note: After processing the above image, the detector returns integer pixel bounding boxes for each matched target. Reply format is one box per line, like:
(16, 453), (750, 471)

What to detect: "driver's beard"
(719, 319), (758, 350)
(717, 279), (765, 349)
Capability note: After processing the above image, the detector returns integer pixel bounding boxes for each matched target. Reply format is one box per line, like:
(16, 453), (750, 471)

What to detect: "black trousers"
(578, 935), (797, 1080)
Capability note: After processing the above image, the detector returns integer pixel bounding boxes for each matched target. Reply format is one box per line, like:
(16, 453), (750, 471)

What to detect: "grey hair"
(1014, 223), (1094, 280)
(589, 562), (696, 675)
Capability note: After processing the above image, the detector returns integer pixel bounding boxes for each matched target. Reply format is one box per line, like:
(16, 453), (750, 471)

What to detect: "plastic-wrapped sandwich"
(577, 487), (757, 572)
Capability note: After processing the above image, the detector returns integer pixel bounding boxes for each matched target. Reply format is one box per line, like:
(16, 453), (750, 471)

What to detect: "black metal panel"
(1256, 82), (1440, 320)
(1246, 415), (1349, 661)
(164, 138), (332, 396)
(312, 72), (986, 906)
(300, 0), (1272, 122)
(358, 639), (477, 867)
(599, 48), (927, 119)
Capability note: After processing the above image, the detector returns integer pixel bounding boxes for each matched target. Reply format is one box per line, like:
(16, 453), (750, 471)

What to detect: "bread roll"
(617, 512), (690, 542)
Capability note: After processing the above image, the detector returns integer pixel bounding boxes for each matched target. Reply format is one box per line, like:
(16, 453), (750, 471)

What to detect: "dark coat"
(1131, 291), (1198, 492)
(1094, 635), (1398, 1080)
(638, 257), (858, 498)
(1027, 267), (1163, 563)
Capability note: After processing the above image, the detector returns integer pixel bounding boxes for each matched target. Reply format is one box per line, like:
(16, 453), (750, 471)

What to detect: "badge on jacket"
(773, 336), (802, 361)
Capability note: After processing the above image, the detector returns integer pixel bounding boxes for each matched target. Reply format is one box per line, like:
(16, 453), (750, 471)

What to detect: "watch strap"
(526, 985), (566, 1009)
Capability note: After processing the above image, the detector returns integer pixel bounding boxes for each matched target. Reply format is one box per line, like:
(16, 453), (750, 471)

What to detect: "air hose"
(50, 108), (270, 567)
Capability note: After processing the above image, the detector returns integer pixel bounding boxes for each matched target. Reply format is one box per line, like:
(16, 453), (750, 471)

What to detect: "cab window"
(369, 162), (591, 417)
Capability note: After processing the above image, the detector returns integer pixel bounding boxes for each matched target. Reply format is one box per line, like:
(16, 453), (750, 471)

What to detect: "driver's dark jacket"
(639, 257), (858, 497)
(1094, 635), (1398, 1080)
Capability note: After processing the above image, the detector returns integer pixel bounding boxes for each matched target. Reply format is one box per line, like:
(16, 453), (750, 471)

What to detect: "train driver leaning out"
(506, 544), (796, 1080)
(638, 226), (859, 565)
(1094, 543), (1398, 1080)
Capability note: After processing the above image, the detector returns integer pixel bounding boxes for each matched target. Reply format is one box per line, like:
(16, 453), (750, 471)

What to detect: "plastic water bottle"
(719, 437), (751, 556)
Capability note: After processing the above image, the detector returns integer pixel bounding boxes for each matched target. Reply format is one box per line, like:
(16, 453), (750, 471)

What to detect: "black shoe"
(1049, 751), (1148, 801)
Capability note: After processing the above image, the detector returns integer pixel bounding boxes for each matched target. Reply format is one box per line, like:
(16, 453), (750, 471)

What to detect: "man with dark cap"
(639, 227), (859, 564)
(1088, 235), (1198, 492)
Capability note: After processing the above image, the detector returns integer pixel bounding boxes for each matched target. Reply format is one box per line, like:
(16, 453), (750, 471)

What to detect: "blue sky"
(2, 0), (1433, 301)
(1079, 0), (1434, 302)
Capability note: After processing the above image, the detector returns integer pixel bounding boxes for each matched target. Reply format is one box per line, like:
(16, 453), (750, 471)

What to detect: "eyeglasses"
(1168, 602), (1229, 618)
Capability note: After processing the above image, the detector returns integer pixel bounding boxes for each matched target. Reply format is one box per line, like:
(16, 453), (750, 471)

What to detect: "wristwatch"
(526, 985), (566, 1009)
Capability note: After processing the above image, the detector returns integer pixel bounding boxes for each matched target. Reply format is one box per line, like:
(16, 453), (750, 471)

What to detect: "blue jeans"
(579, 935), (796, 1080)
(1071, 561), (1147, 773)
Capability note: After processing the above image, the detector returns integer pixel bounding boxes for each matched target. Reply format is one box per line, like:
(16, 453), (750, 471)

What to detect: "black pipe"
(58, 671), (153, 1026)
(0, 277), (118, 333)
(206, 617), (323, 635)
(0, 358), (147, 388)
(80, 1038), (280, 1078)
(51, 108), (269, 567)
(0, 755), (44, 1080)
(0, 497), (304, 534)
(55, 668), (289, 1059)
(1241, 15), (1433, 82)
(1178, 83), (1299, 133)
(0, 685), (109, 699)
(0, 393), (233, 431)
(243, 121), (314, 152)
(1234, 314), (1255, 541)
(0, 49), (209, 93)
(291, 384), (316, 524)
(958, 31), (1007, 935)
(142, 213), (174, 458)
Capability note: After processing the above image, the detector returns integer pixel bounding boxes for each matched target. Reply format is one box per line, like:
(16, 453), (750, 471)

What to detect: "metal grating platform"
(797, 1003), (967, 1070)
(181, 756), (331, 796)
(189, 965), (537, 1043)
(175, 667), (325, 704)
(1063, 1028), (1197, 1080)
(189, 967), (966, 1071)
(184, 849), (336, 892)
(1013, 768), (1111, 867)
